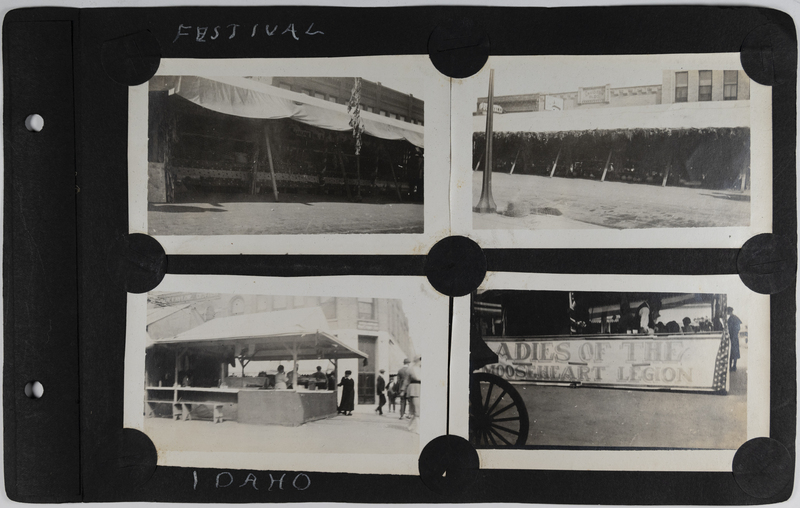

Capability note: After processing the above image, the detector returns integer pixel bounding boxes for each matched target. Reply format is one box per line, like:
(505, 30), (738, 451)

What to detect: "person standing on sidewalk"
(403, 356), (422, 432)
(727, 307), (742, 372)
(375, 369), (386, 415)
(337, 370), (355, 416)
(396, 358), (411, 419)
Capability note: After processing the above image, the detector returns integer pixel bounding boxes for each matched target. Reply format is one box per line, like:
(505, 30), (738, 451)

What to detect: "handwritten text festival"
(173, 23), (324, 43)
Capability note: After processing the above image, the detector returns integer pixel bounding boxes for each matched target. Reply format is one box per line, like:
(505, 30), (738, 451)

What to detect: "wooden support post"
(292, 344), (299, 391)
(334, 358), (339, 398)
(250, 145), (259, 195)
(662, 163), (671, 187)
(600, 149), (613, 182)
(509, 149), (520, 175)
(264, 126), (279, 202)
(549, 148), (562, 178)
(355, 153), (362, 201)
(337, 147), (352, 200)
(386, 159), (402, 201)
(474, 150), (484, 171)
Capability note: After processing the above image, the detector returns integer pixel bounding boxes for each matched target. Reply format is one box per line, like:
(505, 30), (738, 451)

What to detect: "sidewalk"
(144, 409), (419, 456)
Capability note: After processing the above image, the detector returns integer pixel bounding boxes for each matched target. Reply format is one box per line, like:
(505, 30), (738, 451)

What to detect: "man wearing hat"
(375, 369), (387, 415)
(396, 358), (411, 419)
(403, 355), (422, 432)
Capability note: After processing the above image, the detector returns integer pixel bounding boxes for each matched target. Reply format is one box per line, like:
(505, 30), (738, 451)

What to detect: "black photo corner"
(3, 3), (797, 505)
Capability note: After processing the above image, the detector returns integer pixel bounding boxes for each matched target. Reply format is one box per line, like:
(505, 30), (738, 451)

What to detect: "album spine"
(3, 8), (82, 503)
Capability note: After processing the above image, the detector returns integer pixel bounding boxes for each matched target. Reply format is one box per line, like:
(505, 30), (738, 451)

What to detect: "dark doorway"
(357, 335), (377, 404)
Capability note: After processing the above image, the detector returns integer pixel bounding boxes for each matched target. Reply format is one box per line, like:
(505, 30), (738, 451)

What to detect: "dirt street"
(148, 201), (423, 235)
(473, 172), (750, 230)
(514, 347), (748, 449)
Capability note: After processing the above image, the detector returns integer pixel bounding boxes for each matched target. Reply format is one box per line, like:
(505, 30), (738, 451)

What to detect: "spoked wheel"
(469, 372), (529, 448)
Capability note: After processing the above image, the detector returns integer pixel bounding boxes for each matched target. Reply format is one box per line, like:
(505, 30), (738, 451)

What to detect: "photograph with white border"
(450, 54), (772, 248)
(129, 56), (451, 254)
(449, 273), (770, 472)
(124, 275), (449, 476)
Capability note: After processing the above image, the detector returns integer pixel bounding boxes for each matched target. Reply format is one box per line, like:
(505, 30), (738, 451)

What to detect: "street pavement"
(513, 347), (748, 449)
(144, 408), (418, 456)
(149, 201), (423, 236)
(473, 172), (750, 230)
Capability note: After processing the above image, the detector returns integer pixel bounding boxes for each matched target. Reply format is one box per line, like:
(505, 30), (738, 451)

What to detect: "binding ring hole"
(24, 114), (44, 132)
(24, 381), (44, 399)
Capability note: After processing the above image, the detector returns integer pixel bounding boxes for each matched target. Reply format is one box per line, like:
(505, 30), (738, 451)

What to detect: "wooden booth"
(145, 307), (368, 426)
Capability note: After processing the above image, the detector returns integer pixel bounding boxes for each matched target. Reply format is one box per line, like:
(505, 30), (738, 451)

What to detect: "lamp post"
(474, 69), (497, 213)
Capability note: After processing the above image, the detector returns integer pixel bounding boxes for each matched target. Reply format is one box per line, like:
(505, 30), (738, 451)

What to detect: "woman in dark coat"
(337, 370), (355, 416)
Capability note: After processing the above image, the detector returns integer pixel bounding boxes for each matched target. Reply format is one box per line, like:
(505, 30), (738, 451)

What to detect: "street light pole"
(474, 69), (497, 213)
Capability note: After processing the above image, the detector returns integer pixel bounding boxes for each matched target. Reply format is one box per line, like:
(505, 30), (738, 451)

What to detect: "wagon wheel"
(469, 372), (529, 448)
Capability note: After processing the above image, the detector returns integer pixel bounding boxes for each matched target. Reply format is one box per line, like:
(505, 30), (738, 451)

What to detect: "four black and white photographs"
(124, 275), (449, 475)
(124, 51), (775, 479)
(451, 53), (772, 248)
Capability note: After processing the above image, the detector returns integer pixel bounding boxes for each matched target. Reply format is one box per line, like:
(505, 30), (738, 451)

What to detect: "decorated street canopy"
(472, 100), (749, 138)
(172, 75), (424, 148)
(150, 307), (368, 362)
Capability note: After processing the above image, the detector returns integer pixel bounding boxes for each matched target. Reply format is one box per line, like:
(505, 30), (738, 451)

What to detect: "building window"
(358, 298), (375, 320)
(675, 72), (688, 102)
(399, 115), (405, 122)
(366, 106), (373, 112)
(379, 110), (387, 116)
(724, 71), (738, 100)
(327, 96), (337, 103)
(698, 70), (712, 101)
(320, 297), (337, 319)
(301, 89), (312, 96)
(314, 92), (325, 100)
(389, 113), (397, 119)
(278, 83), (292, 91)
(273, 295), (287, 309)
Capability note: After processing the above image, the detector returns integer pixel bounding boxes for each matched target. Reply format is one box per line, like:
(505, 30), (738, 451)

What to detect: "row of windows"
(226, 295), (378, 321)
(675, 71), (739, 102)
(277, 83), (423, 125)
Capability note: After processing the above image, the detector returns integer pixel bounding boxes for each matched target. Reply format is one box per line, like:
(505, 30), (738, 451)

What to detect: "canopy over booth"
(170, 75), (424, 148)
(146, 307), (368, 426)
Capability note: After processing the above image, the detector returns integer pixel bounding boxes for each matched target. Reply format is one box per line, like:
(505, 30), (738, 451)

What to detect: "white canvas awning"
(173, 75), (424, 148)
(151, 307), (368, 361)
(473, 100), (750, 135)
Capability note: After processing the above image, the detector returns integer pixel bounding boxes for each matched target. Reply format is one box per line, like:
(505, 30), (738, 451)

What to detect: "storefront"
(144, 307), (368, 426)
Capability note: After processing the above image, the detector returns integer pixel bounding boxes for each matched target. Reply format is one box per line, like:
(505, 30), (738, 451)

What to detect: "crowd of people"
(331, 355), (422, 432)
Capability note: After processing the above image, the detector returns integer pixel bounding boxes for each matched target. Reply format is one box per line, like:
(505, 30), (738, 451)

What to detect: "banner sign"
(578, 84), (610, 105)
(479, 334), (727, 391)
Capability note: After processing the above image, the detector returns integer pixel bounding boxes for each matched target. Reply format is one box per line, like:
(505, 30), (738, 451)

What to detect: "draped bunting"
(174, 75), (424, 148)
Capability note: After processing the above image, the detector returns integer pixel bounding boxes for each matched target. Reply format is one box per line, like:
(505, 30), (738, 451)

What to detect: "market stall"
(472, 100), (750, 190)
(145, 307), (368, 426)
(474, 292), (733, 392)
(148, 75), (425, 203)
